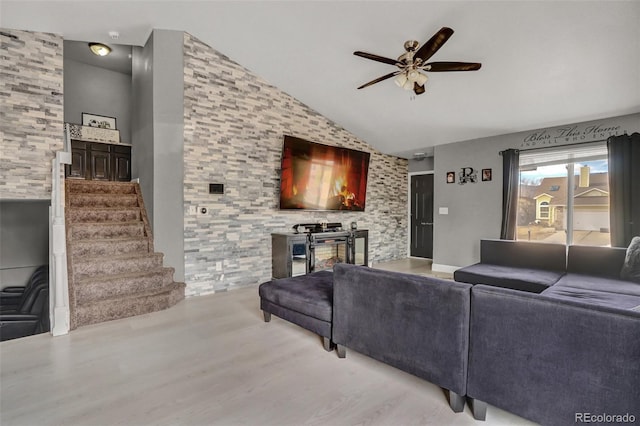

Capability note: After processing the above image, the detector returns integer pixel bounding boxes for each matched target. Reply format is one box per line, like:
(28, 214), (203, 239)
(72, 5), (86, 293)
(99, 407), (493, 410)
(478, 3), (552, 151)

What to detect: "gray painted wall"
(151, 30), (185, 282)
(0, 201), (50, 288)
(131, 30), (185, 281)
(432, 112), (640, 271)
(63, 57), (132, 143)
(409, 157), (434, 173)
(131, 36), (155, 226)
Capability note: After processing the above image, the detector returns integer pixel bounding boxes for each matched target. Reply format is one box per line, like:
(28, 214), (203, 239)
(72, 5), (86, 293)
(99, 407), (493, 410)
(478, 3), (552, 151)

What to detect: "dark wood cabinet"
(65, 140), (131, 182)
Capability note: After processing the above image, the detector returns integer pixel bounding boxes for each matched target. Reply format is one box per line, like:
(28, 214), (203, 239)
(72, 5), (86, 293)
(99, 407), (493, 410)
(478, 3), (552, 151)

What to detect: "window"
(516, 142), (610, 246)
(539, 201), (550, 220)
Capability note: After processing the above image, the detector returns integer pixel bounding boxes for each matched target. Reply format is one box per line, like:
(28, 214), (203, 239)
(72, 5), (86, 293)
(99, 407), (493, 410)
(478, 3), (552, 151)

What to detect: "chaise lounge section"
(459, 240), (640, 424)
(332, 264), (472, 413)
(467, 284), (640, 425)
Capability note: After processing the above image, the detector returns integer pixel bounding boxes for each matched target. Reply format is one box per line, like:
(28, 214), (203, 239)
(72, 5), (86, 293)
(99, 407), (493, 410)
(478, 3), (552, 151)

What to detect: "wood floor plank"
(1, 260), (534, 426)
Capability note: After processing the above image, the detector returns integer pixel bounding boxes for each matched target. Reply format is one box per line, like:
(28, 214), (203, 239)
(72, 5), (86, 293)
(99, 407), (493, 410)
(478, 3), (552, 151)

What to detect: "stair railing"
(49, 124), (72, 336)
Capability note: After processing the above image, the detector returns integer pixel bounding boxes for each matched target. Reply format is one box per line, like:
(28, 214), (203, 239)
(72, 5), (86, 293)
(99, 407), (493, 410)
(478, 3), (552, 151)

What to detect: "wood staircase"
(65, 180), (185, 329)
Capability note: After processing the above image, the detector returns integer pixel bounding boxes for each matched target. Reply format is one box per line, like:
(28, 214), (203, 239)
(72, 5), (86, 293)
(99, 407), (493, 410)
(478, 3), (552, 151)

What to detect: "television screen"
(279, 135), (370, 211)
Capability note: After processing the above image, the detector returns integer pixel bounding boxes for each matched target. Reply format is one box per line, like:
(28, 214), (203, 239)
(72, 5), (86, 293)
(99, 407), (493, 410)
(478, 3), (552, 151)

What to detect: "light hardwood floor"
(1, 259), (535, 426)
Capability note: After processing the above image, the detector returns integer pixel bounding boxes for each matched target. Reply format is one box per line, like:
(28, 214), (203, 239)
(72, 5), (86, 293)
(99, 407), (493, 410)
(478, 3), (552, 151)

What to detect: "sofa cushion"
(621, 236), (640, 283)
(542, 274), (640, 310)
(258, 270), (333, 322)
(454, 263), (563, 293)
(567, 245), (627, 278)
(480, 239), (566, 271)
(552, 273), (640, 296)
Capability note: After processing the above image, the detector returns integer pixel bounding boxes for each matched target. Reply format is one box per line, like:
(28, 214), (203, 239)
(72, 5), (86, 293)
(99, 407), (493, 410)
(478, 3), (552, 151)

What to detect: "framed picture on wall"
(82, 113), (117, 130)
(482, 168), (492, 181)
(446, 171), (455, 184)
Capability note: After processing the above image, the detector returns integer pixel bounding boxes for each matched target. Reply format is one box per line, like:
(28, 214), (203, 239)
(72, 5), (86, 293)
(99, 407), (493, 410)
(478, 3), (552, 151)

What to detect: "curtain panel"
(500, 149), (520, 240)
(607, 133), (640, 247)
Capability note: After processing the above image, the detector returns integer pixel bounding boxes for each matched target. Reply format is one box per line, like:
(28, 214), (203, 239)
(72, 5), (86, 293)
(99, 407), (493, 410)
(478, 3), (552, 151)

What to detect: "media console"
(271, 229), (368, 279)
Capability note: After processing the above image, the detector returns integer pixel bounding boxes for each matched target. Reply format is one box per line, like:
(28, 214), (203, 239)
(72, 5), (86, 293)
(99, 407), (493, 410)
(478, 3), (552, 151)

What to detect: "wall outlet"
(188, 206), (197, 215)
(215, 261), (222, 271)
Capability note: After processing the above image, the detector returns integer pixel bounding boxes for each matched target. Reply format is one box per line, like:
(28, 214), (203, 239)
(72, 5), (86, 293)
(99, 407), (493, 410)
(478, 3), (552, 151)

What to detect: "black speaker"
(209, 183), (224, 194)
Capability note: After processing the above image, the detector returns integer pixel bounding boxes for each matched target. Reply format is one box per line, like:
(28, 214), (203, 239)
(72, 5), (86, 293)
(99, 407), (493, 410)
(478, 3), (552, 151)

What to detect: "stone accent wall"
(1, 29), (64, 199)
(183, 33), (408, 296)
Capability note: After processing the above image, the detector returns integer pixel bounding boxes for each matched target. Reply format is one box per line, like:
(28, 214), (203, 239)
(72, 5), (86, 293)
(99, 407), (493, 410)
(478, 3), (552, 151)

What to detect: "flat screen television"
(279, 135), (370, 211)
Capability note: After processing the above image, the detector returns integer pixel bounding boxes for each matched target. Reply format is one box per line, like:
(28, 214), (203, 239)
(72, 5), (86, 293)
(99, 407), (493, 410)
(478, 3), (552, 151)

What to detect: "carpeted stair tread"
(75, 282), (186, 327)
(67, 180), (137, 194)
(75, 267), (176, 303)
(72, 252), (164, 280)
(67, 207), (141, 223)
(70, 237), (150, 258)
(70, 193), (139, 208)
(70, 221), (145, 240)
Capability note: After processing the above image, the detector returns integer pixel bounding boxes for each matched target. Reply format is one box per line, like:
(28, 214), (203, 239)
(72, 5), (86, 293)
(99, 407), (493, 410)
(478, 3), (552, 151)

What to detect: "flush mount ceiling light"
(89, 42), (111, 56)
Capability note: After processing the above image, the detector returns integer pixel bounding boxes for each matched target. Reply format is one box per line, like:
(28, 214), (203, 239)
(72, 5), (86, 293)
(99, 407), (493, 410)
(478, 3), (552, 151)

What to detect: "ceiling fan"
(354, 27), (481, 95)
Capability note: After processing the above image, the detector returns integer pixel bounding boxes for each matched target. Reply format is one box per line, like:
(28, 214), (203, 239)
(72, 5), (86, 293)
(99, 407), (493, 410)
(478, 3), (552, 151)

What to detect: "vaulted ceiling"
(2, 1), (639, 158)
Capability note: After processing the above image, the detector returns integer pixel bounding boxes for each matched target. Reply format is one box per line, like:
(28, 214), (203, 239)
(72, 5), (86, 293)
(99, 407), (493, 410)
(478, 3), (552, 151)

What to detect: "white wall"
(432, 112), (640, 272)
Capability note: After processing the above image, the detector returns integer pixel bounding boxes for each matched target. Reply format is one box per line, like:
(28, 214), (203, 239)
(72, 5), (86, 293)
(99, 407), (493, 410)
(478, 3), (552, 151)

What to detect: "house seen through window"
(516, 142), (610, 247)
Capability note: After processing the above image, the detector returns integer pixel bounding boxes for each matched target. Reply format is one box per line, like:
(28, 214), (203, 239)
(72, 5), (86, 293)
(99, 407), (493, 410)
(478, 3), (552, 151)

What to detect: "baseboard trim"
(431, 263), (460, 274)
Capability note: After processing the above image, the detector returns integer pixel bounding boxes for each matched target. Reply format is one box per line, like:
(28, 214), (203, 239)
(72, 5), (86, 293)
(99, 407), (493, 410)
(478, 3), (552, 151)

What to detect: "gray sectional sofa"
(260, 239), (640, 424)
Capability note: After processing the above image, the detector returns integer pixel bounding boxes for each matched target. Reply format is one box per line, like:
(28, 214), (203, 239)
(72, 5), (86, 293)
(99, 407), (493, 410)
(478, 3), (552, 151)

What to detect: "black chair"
(0, 265), (48, 311)
(0, 271), (50, 341)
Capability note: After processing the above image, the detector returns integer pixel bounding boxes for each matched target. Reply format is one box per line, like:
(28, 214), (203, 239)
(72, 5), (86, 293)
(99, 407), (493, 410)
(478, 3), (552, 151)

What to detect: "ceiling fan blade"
(357, 71), (400, 89)
(424, 62), (482, 72)
(414, 27), (454, 62)
(354, 51), (400, 66)
(413, 83), (426, 95)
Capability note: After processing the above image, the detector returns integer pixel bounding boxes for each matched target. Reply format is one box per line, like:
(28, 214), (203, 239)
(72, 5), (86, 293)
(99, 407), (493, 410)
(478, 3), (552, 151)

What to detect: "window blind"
(519, 141), (608, 168)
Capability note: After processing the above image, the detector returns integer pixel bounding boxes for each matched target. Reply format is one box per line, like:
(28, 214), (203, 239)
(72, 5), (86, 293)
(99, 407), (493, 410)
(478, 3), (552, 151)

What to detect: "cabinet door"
(112, 146), (131, 181)
(66, 141), (88, 179)
(352, 230), (368, 266)
(90, 143), (111, 181)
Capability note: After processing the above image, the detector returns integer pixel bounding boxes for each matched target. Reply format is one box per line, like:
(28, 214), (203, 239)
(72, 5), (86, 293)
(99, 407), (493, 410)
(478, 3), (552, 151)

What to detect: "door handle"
(421, 222), (433, 226)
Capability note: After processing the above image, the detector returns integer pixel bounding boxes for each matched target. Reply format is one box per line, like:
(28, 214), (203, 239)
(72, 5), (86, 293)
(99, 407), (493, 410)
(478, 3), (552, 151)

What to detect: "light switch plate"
(439, 207), (449, 215)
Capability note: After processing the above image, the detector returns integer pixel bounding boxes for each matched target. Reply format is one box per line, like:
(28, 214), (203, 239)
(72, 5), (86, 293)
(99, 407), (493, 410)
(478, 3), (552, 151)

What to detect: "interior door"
(410, 174), (434, 258)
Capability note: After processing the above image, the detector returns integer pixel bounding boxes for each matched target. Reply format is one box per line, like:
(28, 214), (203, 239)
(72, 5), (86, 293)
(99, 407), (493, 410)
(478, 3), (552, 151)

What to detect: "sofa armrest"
(0, 313), (40, 341)
(567, 245), (627, 278)
(332, 264), (472, 396)
(467, 285), (640, 425)
(480, 239), (566, 271)
(1, 286), (26, 293)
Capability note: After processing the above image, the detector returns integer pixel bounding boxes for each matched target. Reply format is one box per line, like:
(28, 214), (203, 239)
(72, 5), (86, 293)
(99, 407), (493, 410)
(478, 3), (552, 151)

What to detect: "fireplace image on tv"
(279, 136), (370, 211)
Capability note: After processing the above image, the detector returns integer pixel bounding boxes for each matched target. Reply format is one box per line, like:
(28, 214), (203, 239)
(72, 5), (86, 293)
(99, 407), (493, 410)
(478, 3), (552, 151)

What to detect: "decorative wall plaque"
(67, 123), (120, 143)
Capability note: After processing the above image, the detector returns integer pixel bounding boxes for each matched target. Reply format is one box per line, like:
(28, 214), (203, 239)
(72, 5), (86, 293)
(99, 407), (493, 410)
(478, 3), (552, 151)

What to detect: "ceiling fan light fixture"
(415, 72), (428, 86)
(89, 42), (112, 56)
(394, 73), (408, 88)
